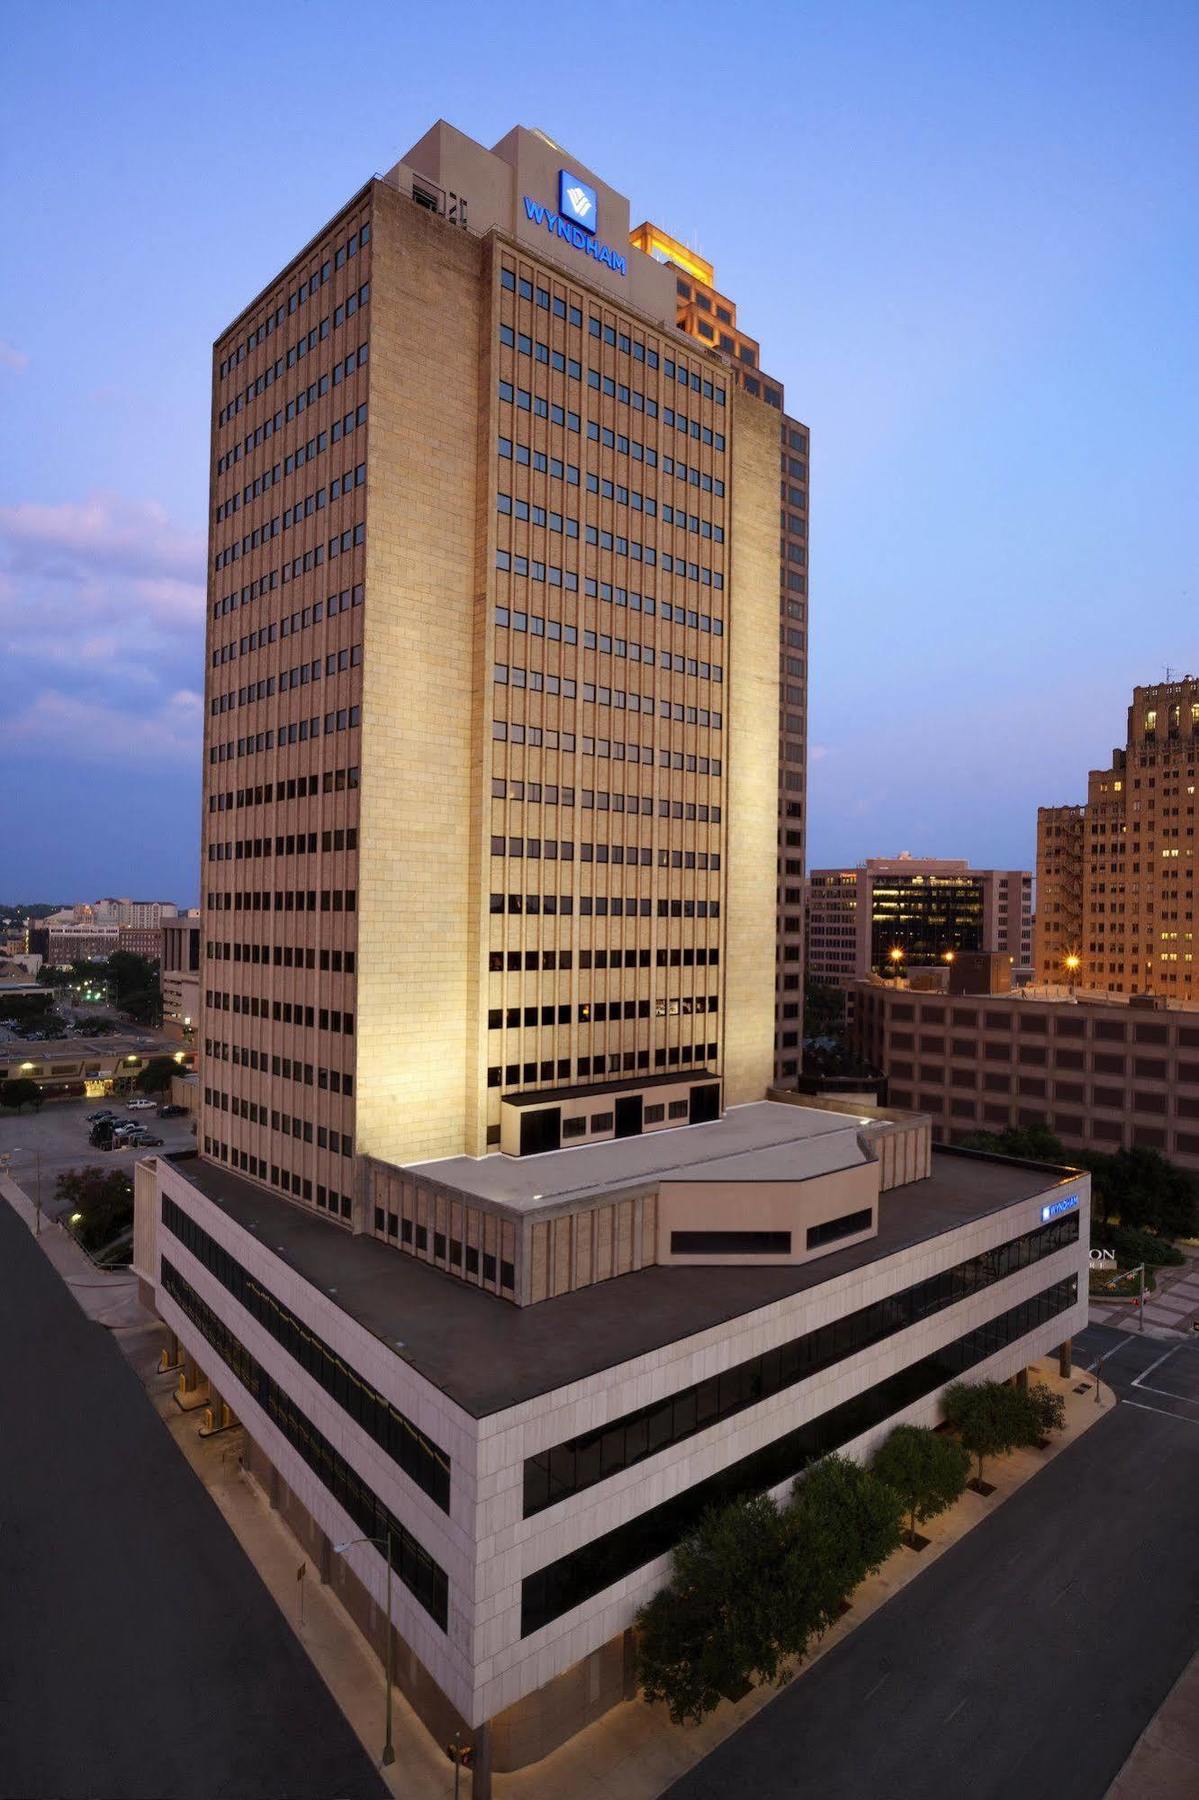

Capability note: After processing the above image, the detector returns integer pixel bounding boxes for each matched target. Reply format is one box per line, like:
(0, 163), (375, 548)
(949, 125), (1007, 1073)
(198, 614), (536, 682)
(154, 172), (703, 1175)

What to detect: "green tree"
(870, 1425), (971, 1540)
(942, 1380), (1039, 1483)
(803, 981), (847, 1040)
(635, 1494), (813, 1725)
(785, 1454), (903, 1627)
(135, 1055), (177, 1094)
(1027, 1382), (1066, 1438)
(0, 1077), (43, 1111)
(54, 1166), (134, 1254)
(1104, 1147), (1196, 1239)
(36, 965), (73, 988)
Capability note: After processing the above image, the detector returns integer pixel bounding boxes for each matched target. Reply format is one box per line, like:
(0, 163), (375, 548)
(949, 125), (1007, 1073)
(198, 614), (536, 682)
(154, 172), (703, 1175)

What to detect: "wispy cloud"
(0, 490), (206, 768)
(0, 340), (28, 372)
(0, 688), (203, 762)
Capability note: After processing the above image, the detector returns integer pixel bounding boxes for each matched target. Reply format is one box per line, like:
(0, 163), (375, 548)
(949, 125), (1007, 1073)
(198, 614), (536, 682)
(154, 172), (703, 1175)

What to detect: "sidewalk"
(1, 1169), (1115, 1800)
(1107, 1649), (1199, 1799)
(1090, 1245), (1199, 1337)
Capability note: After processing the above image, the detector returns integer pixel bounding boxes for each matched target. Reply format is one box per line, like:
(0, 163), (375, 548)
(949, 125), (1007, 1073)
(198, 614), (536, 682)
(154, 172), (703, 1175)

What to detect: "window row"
(489, 837), (720, 870)
(488, 1042), (719, 1091)
(205, 886), (357, 914)
(489, 892), (721, 918)
(203, 1036), (352, 1093)
(500, 320), (725, 410)
(206, 988), (355, 1034)
(491, 778), (721, 821)
(209, 643), (362, 715)
(497, 612), (723, 677)
(214, 404), (368, 516)
(219, 221), (369, 381)
(499, 269), (725, 405)
(520, 1277), (1078, 1634)
(207, 764), (359, 811)
(216, 303), (370, 432)
(202, 1137), (353, 1220)
(499, 431), (721, 502)
(523, 1211), (1079, 1516)
(497, 582), (724, 641)
(214, 513), (364, 586)
(495, 665), (723, 728)
(208, 705), (361, 766)
(500, 376), (726, 455)
(490, 719), (723, 773)
(207, 827), (358, 862)
(211, 586), (364, 667)
(489, 993), (717, 1029)
(203, 1088), (353, 1156)
(160, 1257), (448, 1630)
(213, 473), (364, 569)
(206, 942), (355, 974)
(489, 946), (719, 972)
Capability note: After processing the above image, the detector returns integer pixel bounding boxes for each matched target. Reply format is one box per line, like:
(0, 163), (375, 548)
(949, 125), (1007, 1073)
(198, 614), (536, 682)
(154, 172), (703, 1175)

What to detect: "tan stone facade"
(1034, 679), (1199, 998)
(199, 125), (790, 1233)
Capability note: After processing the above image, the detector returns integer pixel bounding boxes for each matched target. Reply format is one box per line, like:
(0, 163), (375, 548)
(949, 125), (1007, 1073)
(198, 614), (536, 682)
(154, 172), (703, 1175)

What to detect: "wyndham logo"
(559, 170), (597, 234)
(1040, 1193), (1079, 1223)
(522, 191), (627, 277)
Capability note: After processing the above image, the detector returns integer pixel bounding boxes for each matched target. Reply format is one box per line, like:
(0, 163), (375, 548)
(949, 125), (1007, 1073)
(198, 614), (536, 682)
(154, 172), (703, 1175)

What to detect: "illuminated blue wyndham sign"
(1041, 1193), (1079, 1224)
(522, 169), (627, 276)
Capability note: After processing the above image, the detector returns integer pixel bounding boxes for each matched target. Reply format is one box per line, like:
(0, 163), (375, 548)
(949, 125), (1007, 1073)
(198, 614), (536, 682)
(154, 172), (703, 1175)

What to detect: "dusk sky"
(1, 0), (1195, 903)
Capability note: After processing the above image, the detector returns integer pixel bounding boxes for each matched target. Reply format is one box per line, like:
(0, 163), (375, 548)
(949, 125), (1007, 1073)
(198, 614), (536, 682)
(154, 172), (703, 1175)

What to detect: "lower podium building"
(134, 1099), (1087, 1789)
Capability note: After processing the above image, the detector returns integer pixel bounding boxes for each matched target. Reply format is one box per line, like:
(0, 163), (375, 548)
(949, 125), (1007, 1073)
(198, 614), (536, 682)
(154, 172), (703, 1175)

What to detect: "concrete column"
(174, 1354), (210, 1412)
(1015, 1367), (1029, 1393)
(471, 1723), (492, 1800)
(158, 1330), (184, 1373)
(1058, 1338), (1072, 1379)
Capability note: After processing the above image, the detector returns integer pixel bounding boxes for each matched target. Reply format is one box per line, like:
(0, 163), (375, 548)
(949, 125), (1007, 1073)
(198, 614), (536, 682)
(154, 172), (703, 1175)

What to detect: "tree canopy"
(870, 1424), (971, 1538)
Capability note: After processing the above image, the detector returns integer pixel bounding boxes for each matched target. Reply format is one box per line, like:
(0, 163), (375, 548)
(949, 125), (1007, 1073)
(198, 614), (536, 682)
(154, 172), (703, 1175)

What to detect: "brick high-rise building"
(1034, 679), (1199, 997)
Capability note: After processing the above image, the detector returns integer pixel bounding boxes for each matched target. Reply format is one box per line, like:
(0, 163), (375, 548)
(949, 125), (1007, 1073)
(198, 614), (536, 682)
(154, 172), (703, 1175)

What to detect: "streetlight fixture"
(333, 1533), (396, 1766)
(1063, 952), (1081, 998)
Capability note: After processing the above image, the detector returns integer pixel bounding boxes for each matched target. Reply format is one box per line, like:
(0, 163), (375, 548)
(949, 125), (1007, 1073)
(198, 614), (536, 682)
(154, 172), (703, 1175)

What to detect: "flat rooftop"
(405, 1101), (870, 1216)
(161, 1144), (1080, 1419)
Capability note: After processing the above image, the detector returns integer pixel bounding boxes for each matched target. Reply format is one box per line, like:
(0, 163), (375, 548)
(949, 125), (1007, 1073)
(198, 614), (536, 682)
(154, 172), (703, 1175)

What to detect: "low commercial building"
(0, 1037), (196, 1100)
(134, 1099), (1086, 1786)
(853, 980), (1199, 1171)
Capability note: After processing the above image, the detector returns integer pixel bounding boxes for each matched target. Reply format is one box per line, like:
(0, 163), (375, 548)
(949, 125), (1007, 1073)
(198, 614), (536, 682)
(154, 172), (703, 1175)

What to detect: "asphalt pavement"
(0, 1193), (387, 1800)
(666, 1327), (1199, 1800)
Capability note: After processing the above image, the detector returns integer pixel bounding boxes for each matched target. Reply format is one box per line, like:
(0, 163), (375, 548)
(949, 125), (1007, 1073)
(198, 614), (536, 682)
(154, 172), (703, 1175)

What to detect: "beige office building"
(1035, 678), (1199, 998)
(806, 857), (1032, 989)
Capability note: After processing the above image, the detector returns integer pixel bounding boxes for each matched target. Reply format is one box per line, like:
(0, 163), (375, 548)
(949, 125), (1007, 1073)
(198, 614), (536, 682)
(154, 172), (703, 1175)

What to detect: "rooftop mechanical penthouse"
(137, 119), (1087, 1794)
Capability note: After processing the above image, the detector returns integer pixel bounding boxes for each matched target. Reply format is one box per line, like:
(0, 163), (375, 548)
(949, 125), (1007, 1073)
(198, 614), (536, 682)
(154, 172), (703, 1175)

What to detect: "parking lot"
(0, 1095), (196, 1214)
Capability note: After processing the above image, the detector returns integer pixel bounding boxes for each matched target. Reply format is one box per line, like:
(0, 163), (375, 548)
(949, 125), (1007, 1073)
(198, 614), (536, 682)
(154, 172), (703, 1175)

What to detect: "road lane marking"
(944, 1699), (968, 1724)
(1132, 1347), (1181, 1388)
(864, 1673), (890, 1701)
(1121, 1398), (1199, 1429)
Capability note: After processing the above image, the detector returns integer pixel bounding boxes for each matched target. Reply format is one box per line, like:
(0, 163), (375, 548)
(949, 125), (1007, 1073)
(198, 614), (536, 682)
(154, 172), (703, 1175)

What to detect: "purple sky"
(1, 0), (1196, 903)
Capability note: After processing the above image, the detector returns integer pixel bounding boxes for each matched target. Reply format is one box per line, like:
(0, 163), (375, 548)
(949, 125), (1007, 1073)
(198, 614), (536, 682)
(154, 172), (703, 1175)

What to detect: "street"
(0, 1190), (387, 1800)
(666, 1323), (1199, 1800)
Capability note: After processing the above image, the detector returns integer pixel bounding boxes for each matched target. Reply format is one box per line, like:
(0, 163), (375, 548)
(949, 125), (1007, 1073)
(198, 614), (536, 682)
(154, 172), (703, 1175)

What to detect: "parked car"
(157, 1104), (188, 1118)
(128, 1134), (163, 1148)
(87, 1109), (118, 1123)
(126, 1097), (157, 1110)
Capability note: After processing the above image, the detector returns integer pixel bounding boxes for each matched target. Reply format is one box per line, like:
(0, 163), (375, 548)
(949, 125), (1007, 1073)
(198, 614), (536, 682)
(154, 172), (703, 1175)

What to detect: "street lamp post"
(334, 1532), (396, 1767)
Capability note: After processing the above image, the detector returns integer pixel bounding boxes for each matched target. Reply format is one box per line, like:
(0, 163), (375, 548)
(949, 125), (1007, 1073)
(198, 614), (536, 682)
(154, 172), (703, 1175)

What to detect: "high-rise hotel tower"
(137, 123), (1085, 1790)
(200, 120), (787, 1202)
